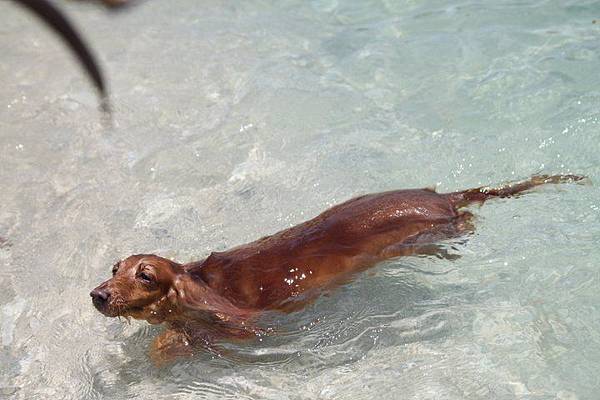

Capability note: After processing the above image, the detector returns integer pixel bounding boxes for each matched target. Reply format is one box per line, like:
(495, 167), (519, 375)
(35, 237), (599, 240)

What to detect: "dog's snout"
(90, 288), (110, 306)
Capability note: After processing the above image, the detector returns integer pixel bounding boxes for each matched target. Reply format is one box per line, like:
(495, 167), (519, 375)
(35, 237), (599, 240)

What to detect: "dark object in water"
(0, 237), (11, 248)
(11, 0), (111, 110)
(97, 0), (136, 9)
(90, 174), (587, 364)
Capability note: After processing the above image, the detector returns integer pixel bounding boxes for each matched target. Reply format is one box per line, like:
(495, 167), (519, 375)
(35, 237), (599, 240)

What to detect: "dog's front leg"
(150, 327), (230, 366)
(150, 328), (198, 366)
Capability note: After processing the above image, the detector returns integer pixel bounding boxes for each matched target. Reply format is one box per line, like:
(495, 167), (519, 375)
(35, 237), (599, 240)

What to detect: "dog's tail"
(445, 174), (588, 208)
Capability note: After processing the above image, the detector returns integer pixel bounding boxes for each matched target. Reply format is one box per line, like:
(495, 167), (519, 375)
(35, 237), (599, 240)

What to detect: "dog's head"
(90, 254), (183, 324)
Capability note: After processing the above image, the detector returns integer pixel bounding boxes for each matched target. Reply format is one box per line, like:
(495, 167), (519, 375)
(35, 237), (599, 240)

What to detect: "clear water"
(1, 0), (600, 398)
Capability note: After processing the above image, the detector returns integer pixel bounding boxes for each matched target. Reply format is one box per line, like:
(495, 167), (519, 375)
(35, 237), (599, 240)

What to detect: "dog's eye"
(112, 264), (119, 276)
(138, 271), (154, 283)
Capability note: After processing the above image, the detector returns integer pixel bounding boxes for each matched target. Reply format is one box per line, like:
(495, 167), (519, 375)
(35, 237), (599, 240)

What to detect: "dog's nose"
(90, 288), (110, 305)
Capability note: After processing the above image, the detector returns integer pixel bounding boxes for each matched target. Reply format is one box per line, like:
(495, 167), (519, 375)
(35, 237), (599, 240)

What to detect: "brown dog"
(90, 174), (584, 363)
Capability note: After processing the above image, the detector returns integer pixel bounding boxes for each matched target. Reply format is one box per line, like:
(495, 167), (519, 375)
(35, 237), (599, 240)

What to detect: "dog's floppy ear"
(169, 275), (227, 315)
(168, 275), (256, 327)
(166, 284), (180, 306)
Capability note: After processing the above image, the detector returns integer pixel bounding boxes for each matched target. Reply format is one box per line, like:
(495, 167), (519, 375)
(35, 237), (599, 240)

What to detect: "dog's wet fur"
(91, 174), (586, 363)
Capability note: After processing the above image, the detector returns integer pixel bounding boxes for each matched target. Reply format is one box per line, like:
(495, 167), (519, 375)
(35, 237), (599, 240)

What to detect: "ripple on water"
(174, 379), (256, 399)
(211, 260), (462, 378)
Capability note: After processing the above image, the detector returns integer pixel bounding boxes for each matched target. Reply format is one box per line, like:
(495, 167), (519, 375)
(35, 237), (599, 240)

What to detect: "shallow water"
(1, 0), (600, 398)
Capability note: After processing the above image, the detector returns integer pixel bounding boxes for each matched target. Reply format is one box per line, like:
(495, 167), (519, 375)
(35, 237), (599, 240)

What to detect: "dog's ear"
(169, 275), (252, 322)
(168, 275), (214, 314)
(166, 284), (179, 305)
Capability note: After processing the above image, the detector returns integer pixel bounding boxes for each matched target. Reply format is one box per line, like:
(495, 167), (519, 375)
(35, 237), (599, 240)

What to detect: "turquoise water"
(1, 1), (600, 398)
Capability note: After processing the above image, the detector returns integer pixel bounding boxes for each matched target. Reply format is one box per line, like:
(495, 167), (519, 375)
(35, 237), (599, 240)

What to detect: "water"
(1, 0), (600, 398)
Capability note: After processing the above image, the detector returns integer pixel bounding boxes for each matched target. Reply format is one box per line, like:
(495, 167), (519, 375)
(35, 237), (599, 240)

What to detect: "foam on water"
(1, 1), (600, 399)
